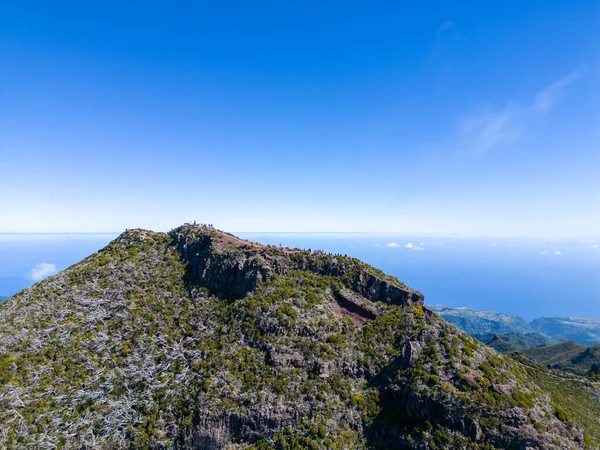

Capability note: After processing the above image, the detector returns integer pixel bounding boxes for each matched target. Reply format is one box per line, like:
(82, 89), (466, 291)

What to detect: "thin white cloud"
(460, 67), (585, 154)
(535, 67), (587, 112)
(404, 243), (415, 248)
(490, 243), (497, 247)
(373, 244), (381, 248)
(405, 243), (425, 250)
(28, 262), (57, 281)
(433, 21), (459, 55)
(540, 250), (548, 254)
(459, 104), (525, 154)
(386, 242), (400, 248)
(591, 244), (598, 249)
(554, 251), (562, 256)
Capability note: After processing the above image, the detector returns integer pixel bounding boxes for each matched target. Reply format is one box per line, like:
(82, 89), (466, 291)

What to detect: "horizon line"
(0, 231), (598, 239)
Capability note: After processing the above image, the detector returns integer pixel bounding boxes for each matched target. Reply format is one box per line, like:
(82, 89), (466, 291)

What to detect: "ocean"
(1, 232), (599, 321)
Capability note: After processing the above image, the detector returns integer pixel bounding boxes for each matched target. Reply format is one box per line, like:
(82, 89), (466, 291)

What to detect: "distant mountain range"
(530, 317), (600, 346)
(430, 304), (600, 346)
(429, 305), (531, 335)
(432, 305), (600, 379)
(520, 341), (600, 377)
(478, 336), (600, 378)
(474, 332), (561, 354)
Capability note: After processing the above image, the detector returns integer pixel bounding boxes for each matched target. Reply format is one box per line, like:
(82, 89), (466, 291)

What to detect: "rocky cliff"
(170, 225), (423, 306)
(0, 224), (599, 449)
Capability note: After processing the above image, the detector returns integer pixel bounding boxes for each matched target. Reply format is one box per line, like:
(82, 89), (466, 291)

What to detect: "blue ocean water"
(1, 232), (599, 321)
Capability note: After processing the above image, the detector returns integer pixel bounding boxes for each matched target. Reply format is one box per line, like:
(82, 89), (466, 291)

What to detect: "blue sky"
(1, 0), (599, 235)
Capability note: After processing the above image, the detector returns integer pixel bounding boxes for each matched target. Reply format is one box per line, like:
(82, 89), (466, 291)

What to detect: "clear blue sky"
(1, 0), (599, 235)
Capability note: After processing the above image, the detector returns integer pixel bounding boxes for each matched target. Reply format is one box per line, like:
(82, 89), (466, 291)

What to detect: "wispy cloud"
(540, 250), (548, 254)
(28, 262), (57, 281)
(459, 67), (586, 154)
(459, 104), (525, 155)
(433, 21), (459, 55)
(405, 243), (425, 250)
(554, 251), (562, 256)
(535, 67), (587, 112)
(592, 244), (599, 249)
(385, 242), (400, 248)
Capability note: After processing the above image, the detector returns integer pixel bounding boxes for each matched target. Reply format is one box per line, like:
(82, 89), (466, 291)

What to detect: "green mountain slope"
(1, 225), (599, 449)
(519, 341), (600, 376)
(474, 332), (562, 354)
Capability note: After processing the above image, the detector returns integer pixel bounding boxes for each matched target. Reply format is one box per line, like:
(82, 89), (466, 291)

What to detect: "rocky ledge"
(169, 224), (424, 307)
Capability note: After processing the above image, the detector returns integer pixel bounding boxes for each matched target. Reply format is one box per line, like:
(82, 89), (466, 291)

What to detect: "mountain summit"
(1, 224), (599, 449)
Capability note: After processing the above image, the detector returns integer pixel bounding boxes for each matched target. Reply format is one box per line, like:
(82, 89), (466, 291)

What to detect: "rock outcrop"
(170, 225), (423, 307)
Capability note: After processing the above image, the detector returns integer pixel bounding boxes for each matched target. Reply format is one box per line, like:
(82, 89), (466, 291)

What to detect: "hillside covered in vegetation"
(519, 341), (600, 377)
(1, 224), (599, 449)
(474, 332), (561, 354)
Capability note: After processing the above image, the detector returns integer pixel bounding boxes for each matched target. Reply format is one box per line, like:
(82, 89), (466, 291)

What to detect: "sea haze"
(1, 232), (598, 321)
(0, 233), (119, 299)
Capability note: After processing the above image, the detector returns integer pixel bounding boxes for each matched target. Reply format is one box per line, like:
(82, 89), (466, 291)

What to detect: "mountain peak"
(166, 223), (424, 306)
(1, 225), (599, 449)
